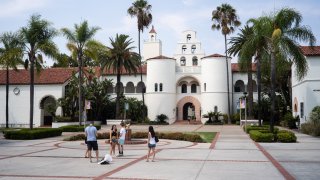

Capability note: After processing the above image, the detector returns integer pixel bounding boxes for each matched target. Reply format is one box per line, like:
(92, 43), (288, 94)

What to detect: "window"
(191, 45), (196, 53)
(180, 57), (186, 66)
(159, 83), (163, 92)
(191, 84), (197, 93)
(300, 102), (304, 118)
(182, 45), (187, 54)
(187, 34), (191, 41)
(192, 56), (198, 66)
(125, 82), (135, 93)
(136, 82), (145, 93)
(181, 84), (187, 93)
(204, 83), (206, 92)
(115, 82), (124, 94)
(234, 80), (245, 92)
(214, 106), (218, 113)
(155, 83), (158, 92)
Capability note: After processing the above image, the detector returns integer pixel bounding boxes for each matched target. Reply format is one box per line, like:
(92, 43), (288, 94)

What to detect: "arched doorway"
(40, 96), (57, 126)
(183, 103), (194, 120)
(176, 96), (201, 122)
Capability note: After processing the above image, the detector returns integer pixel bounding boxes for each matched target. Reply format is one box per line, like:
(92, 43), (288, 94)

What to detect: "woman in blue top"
(146, 126), (157, 162)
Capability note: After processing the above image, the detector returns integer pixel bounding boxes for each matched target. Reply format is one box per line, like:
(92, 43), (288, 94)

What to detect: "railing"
(176, 66), (201, 74)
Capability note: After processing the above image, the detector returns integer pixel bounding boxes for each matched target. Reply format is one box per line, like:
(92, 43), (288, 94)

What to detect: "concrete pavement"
(0, 125), (319, 180)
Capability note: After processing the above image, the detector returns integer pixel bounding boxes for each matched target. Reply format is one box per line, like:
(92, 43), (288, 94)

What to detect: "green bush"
(244, 125), (278, 134)
(301, 106), (320, 136)
(4, 128), (62, 140)
(121, 131), (202, 142)
(156, 114), (168, 123)
(55, 116), (75, 122)
(59, 125), (101, 132)
(249, 130), (274, 142)
(276, 130), (297, 143)
(231, 113), (240, 124)
(280, 113), (297, 129)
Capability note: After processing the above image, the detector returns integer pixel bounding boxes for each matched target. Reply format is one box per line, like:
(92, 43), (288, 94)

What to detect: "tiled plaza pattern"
(0, 125), (319, 180)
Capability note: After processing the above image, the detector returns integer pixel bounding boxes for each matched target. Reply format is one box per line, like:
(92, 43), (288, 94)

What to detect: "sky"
(0, 0), (319, 66)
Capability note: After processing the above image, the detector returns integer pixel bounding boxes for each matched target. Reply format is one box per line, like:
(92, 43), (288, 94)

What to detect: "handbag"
(155, 136), (159, 143)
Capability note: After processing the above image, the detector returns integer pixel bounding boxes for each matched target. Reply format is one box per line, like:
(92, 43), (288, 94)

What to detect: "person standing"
(117, 122), (126, 156)
(146, 126), (157, 162)
(85, 124), (99, 163)
(109, 125), (118, 157)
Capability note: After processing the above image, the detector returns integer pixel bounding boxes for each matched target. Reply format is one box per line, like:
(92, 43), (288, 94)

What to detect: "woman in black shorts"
(109, 125), (118, 157)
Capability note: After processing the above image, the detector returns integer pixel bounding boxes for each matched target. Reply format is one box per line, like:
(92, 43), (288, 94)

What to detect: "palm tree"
(100, 34), (140, 119)
(212, 3), (241, 124)
(267, 8), (315, 132)
(0, 32), (24, 128)
(20, 14), (58, 129)
(128, 0), (153, 118)
(228, 26), (255, 119)
(61, 20), (101, 125)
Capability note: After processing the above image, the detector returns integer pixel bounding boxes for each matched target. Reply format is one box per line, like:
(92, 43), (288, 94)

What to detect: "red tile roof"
(102, 64), (147, 75)
(149, 25), (156, 33)
(202, 54), (226, 59)
(0, 68), (76, 85)
(231, 63), (257, 72)
(147, 55), (175, 60)
(300, 46), (320, 56)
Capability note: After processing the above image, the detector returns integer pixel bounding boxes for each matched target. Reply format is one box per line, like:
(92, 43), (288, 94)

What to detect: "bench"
(240, 120), (263, 126)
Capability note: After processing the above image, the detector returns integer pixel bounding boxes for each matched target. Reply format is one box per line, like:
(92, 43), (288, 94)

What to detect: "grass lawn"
(190, 132), (216, 143)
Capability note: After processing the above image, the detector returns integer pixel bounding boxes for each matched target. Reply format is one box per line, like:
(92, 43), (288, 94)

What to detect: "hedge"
(4, 128), (62, 140)
(59, 125), (101, 132)
(276, 130), (297, 143)
(249, 130), (274, 142)
(244, 125), (279, 134)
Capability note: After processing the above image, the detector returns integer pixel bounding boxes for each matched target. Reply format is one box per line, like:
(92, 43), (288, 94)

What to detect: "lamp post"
(243, 92), (248, 132)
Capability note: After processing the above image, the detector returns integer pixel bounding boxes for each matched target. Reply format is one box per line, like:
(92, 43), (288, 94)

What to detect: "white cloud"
(0, 0), (50, 18)
(158, 14), (187, 35)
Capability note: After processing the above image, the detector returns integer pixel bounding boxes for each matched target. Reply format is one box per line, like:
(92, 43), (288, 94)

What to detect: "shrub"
(301, 106), (320, 136)
(280, 113), (297, 129)
(231, 113), (240, 124)
(205, 121), (223, 125)
(276, 130), (297, 143)
(55, 116), (74, 122)
(59, 125), (101, 132)
(155, 114), (168, 123)
(4, 128), (62, 140)
(244, 125), (278, 134)
(249, 130), (274, 142)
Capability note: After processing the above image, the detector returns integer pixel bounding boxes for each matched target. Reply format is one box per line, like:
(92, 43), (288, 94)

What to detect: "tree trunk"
(78, 51), (83, 126)
(247, 63), (254, 119)
(224, 34), (231, 124)
(5, 65), (9, 128)
(270, 50), (276, 132)
(138, 30), (145, 120)
(29, 52), (34, 129)
(116, 65), (121, 119)
(256, 55), (262, 126)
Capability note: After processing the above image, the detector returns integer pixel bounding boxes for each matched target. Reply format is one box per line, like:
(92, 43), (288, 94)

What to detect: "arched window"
(191, 45), (196, 53)
(181, 84), (187, 93)
(187, 34), (191, 41)
(180, 56), (186, 66)
(191, 84), (197, 93)
(136, 82), (145, 93)
(192, 56), (198, 66)
(214, 106), (218, 113)
(125, 82), (135, 93)
(204, 83), (206, 92)
(182, 45), (187, 54)
(159, 83), (163, 92)
(155, 83), (158, 92)
(234, 80), (245, 92)
(115, 82), (124, 94)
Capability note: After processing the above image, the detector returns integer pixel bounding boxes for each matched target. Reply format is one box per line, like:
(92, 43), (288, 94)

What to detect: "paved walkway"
(0, 125), (319, 180)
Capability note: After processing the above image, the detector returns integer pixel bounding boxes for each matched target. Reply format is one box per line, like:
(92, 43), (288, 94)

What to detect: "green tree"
(0, 32), (24, 128)
(20, 14), (59, 129)
(267, 8), (315, 132)
(128, 0), (153, 115)
(52, 53), (78, 67)
(211, 3), (241, 124)
(61, 20), (101, 125)
(100, 34), (140, 119)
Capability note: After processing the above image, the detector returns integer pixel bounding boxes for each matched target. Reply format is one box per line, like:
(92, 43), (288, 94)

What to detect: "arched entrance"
(177, 96), (201, 122)
(183, 102), (194, 120)
(40, 96), (57, 126)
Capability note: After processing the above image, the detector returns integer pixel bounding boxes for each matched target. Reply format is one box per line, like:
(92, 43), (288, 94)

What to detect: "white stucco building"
(3, 26), (318, 127)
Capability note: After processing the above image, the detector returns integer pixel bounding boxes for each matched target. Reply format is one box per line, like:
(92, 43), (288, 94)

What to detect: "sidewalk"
(0, 125), (319, 179)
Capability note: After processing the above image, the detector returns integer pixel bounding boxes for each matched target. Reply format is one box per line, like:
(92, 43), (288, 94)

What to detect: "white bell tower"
(142, 25), (162, 61)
